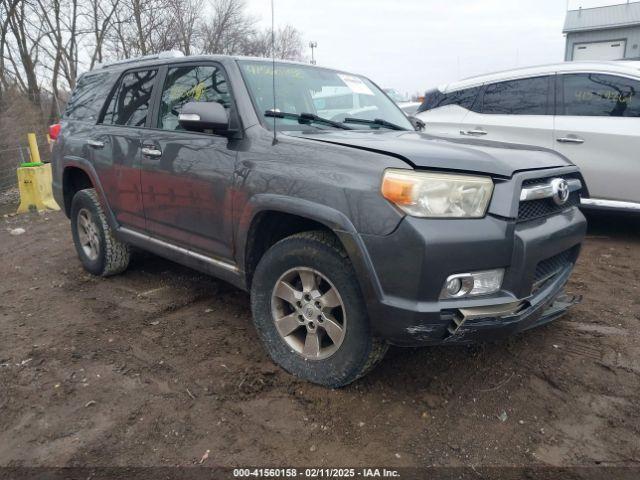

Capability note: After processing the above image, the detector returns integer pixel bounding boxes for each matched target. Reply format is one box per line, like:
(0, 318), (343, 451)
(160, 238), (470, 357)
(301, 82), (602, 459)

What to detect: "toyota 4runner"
(51, 53), (587, 387)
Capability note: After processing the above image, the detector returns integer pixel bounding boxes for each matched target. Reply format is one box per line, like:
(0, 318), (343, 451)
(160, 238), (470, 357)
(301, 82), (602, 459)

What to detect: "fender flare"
(61, 158), (119, 231)
(236, 193), (384, 305)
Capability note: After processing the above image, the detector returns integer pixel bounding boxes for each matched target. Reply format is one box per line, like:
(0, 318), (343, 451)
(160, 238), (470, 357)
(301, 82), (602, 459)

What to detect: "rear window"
(561, 73), (640, 117)
(64, 72), (114, 122)
(417, 87), (480, 113)
(101, 69), (158, 127)
(480, 76), (550, 115)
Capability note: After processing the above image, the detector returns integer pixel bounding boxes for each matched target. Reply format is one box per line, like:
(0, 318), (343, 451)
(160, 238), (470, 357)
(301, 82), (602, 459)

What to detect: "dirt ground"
(1, 206), (639, 470)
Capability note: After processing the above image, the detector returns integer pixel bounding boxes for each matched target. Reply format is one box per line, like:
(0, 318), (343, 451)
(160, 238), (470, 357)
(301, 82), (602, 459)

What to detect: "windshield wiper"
(264, 111), (352, 130)
(343, 117), (407, 131)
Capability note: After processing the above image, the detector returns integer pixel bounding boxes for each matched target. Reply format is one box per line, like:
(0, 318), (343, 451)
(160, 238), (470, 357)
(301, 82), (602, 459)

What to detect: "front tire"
(70, 188), (130, 277)
(250, 231), (387, 387)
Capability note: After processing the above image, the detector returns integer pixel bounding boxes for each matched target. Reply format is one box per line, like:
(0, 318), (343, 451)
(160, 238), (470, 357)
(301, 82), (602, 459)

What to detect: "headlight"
(381, 169), (494, 218)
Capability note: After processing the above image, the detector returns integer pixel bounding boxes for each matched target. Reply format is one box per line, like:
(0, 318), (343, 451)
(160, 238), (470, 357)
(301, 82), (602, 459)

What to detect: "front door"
(554, 72), (640, 204)
(140, 63), (239, 260)
(458, 76), (555, 148)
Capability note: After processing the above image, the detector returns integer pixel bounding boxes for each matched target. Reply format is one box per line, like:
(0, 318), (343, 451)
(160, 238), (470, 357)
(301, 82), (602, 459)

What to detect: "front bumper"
(356, 205), (586, 346)
(438, 267), (581, 345)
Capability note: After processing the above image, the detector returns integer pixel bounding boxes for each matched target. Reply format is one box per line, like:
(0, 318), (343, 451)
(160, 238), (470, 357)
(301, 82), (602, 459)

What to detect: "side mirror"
(408, 116), (425, 132)
(178, 101), (229, 134)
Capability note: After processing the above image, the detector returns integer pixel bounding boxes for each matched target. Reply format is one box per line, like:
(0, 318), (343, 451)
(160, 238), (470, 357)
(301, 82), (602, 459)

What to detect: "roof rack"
(95, 50), (184, 70)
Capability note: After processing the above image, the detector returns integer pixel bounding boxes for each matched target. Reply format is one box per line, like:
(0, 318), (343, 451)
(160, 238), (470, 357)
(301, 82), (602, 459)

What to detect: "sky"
(244, 0), (634, 95)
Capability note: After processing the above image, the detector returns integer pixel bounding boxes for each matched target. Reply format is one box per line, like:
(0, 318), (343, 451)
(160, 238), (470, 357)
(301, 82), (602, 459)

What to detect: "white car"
(415, 61), (640, 211)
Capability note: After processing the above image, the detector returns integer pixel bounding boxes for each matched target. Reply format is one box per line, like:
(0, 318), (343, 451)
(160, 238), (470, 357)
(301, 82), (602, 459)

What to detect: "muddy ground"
(1, 206), (639, 470)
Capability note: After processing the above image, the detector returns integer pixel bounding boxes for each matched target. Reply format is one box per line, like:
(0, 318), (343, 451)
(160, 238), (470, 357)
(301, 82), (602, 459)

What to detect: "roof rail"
(95, 50), (184, 70)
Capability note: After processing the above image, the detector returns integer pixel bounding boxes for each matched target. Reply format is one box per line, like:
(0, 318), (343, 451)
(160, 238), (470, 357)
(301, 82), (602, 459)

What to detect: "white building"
(564, 1), (640, 61)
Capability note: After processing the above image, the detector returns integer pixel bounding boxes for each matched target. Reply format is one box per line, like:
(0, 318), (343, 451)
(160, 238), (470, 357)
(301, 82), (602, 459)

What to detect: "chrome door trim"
(119, 227), (240, 273)
(581, 198), (640, 212)
(520, 178), (582, 202)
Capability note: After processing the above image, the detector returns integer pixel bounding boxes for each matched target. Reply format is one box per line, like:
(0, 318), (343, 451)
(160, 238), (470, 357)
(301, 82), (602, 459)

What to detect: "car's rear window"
(101, 69), (158, 127)
(64, 72), (115, 122)
(560, 73), (640, 118)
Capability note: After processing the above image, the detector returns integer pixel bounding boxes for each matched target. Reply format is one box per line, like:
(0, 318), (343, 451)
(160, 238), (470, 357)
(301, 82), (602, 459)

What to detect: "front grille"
(518, 192), (580, 221)
(534, 247), (576, 286)
(518, 174), (581, 222)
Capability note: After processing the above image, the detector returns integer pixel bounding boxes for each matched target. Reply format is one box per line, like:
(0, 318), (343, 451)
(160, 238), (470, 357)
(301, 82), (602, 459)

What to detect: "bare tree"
(104, 0), (175, 58)
(3, 0), (45, 109)
(85, 0), (121, 69)
(200, 0), (255, 55)
(241, 24), (304, 60)
(167, 0), (199, 55)
(0, 0), (22, 96)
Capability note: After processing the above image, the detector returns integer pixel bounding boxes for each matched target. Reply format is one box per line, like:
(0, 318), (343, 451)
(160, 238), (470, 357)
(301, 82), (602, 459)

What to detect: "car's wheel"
(70, 188), (130, 277)
(250, 230), (388, 387)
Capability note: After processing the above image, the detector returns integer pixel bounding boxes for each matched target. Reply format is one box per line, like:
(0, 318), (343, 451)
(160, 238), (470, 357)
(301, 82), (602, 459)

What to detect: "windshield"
(238, 60), (413, 131)
(384, 89), (410, 103)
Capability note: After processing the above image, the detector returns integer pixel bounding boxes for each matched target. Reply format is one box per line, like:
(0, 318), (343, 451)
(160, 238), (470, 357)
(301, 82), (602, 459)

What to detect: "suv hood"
(285, 130), (572, 178)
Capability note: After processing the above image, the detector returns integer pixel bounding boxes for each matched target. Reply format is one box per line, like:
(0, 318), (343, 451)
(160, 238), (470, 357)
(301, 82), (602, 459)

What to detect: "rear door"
(140, 62), (240, 261)
(458, 76), (555, 147)
(554, 72), (640, 204)
(92, 68), (159, 230)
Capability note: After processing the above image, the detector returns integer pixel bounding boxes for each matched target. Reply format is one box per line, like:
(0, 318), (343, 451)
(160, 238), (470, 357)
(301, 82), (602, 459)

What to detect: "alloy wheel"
(271, 267), (347, 360)
(77, 208), (100, 261)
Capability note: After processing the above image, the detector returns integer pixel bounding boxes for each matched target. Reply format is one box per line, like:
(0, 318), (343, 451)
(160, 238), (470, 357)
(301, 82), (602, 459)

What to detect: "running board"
(118, 227), (245, 289)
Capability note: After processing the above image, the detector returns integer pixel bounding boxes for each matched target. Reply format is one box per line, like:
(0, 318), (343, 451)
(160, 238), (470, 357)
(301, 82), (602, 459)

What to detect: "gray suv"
(51, 53), (587, 387)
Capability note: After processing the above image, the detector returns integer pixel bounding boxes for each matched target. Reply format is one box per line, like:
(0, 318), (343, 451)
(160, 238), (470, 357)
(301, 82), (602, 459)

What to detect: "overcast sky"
(244, 0), (632, 95)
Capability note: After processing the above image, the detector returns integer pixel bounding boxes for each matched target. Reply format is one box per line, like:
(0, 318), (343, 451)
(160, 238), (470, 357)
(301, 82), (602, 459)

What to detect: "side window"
(417, 87), (479, 113)
(561, 73), (640, 117)
(158, 64), (232, 130)
(444, 87), (481, 110)
(481, 76), (550, 115)
(64, 72), (113, 122)
(101, 69), (158, 127)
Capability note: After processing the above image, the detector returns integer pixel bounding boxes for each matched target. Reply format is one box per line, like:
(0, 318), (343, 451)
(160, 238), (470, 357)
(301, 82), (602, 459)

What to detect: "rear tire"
(250, 230), (387, 388)
(70, 188), (130, 277)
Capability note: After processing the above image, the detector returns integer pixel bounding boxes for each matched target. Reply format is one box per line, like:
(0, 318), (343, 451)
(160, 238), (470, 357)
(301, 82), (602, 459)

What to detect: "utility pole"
(309, 41), (318, 65)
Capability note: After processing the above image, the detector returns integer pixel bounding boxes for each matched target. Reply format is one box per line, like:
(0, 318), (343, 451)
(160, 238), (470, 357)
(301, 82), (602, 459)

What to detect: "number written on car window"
(561, 73), (640, 117)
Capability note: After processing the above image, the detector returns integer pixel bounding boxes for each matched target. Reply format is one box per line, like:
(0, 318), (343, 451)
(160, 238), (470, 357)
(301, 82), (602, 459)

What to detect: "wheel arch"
(238, 194), (383, 304)
(61, 160), (118, 230)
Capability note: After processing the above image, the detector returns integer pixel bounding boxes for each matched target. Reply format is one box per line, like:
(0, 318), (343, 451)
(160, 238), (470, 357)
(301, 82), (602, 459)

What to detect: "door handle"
(460, 129), (488, 136)
(87, 139), (105, 149)
(557, 136), (584, 145)
(142, 146), (162, 158)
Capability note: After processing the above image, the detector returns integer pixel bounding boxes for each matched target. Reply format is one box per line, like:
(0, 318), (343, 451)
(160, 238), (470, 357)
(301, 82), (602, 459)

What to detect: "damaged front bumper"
(381, 263), (581, 346)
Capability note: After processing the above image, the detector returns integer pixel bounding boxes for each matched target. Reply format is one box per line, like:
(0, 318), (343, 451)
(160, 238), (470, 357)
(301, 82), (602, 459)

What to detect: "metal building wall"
(565, 26), (640, 60)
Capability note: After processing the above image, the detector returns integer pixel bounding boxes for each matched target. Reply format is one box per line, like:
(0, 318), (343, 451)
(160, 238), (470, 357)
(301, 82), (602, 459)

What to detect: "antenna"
(271, 0), (278, 146)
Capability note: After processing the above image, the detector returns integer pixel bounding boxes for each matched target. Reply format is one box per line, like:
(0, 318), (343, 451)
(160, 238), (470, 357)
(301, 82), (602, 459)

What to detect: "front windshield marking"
(238, 60), (413, 132)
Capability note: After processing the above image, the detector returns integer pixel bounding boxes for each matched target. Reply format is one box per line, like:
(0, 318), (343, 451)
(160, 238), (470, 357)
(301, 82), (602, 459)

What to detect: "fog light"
(440, 269), (504, 299)
(445, 278), (462, 296)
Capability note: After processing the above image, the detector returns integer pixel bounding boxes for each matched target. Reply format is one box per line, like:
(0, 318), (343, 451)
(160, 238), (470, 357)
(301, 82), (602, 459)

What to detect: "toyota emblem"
(551, 178), (570, 206)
